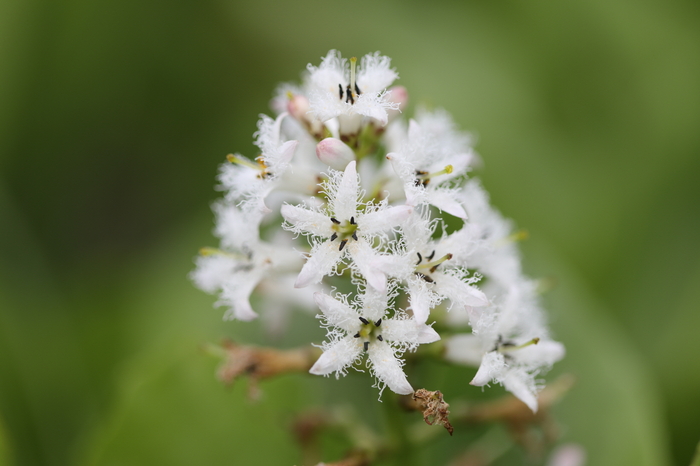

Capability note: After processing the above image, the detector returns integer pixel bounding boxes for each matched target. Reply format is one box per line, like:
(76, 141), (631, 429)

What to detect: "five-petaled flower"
(282, 160), (411, 291)
(310, 288), (440, 395)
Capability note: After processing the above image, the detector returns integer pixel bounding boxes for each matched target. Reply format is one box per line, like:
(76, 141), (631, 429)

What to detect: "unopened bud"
(287, 93), (325, 139)
(287, 94), (311, 122)
(316, 137), (356, 170)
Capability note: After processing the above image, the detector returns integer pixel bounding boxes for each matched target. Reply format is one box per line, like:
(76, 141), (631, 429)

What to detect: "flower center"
(413, 165), (453, 187)
(353, 316), (384, 351)
(414, 250), (453, 282)
(338, 57), (362, 105)
(329, 216), (359, 251)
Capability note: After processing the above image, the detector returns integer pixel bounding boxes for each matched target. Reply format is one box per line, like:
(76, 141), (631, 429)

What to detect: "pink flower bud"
(316, 138), (356, 170)
(287, 94), (310, 122)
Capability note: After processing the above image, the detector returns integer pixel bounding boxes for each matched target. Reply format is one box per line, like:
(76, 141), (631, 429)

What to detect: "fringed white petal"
(295, 240), (343, 288)
(470, 351), (505, 386)
(503, 369), (539, 413)
(357, 286), (390, 321)
(368, 341), (414, 395)
(310, 336), (362, 376)
(225, 297), (259, 322)
(332, 160), (359, 221)
(433, 272), (489, 308)
(427, 190), (467, 218)
(281, 204), (333, 237)
(349, 241), (387, 292)
(406, 278), (436, 324)
(357, 52), (398, 92)
(219, 269), (264, 322)
(190, 255), (234, 293)
(313, 292), (359, 333)
(360, 205), (412, 234)
(381, 320), (441, 344)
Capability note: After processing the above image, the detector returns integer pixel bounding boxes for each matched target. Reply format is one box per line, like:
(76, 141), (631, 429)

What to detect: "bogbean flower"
(387, 114), (476, 218)
(305, 50), (400, 130)
(395, 211), (489, 323)
(191, 204), (303, 321)
(219, 113), (298, 214)
(310, 287), (440, 395)
(445, 331), (565, 412)
(444, 275), (564, 412)
(281, 161), (411, 291)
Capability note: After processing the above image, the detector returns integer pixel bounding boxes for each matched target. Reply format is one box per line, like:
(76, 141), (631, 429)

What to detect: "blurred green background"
(1, 0), (699, 464)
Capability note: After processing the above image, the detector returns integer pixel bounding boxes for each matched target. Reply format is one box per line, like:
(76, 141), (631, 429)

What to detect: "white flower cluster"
(192, 50), (564, 411)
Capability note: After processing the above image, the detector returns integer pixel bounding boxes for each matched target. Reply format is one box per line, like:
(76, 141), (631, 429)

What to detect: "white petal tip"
(412, 308), (430, 324)
(294, 268), (318, 288)
(309, 357), (334, 376)
(225, 307), (259, 322)
(390, 380), (414, 395)
(308, 364), (326, 376)
(294, 275), (309, 288)
(280, 204), (293, 221)
(417, 326), (441, 344)
(367, 272), (387, 293)
(469, 374), (489, 387)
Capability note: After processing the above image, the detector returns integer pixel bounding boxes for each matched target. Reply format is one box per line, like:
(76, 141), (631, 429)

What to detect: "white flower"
(395, 211), (489, 323)
(282, 161), (412, 291)
(190, 203), (262, 296)
(444, 259), (563, 412)
(219, 113), (298, 213)
(305, 50), (400, 127)
(191, 204), (303, 321)
(387, 111), (476, 218)
(445, 332), (564, 412)
(310, 288), (440, 395)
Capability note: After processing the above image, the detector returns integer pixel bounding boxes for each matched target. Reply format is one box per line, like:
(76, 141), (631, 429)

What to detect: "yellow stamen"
(198, 247), (248, 261)
(507, 229), (529, 243)
(349, 57), (358, 100)
(226, 154), (261, 171)
(227, 153), (270, 179)
(199, 247), (222, 256)
(416, 253), (453, 273)
(499, 337), (540, 353)
(416, 165), (454, 180)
